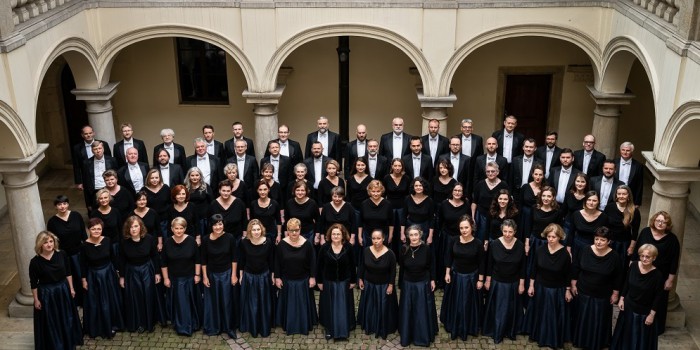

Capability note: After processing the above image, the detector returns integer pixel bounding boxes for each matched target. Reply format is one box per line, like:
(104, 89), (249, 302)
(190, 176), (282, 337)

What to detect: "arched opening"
(618, 60), (655, 163)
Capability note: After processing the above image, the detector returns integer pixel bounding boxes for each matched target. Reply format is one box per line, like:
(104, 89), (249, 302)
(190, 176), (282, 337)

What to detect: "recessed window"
(175, 38), (229, 104)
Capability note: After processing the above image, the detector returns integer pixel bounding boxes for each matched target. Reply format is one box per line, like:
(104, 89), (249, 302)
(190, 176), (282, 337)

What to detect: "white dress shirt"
(128, 163), (144, 192)
(270, 156), (280, 182)
(582, 151), (592, 174)
(392, 134), (403, 159)
(122, 138), (133, 155)
(236, 155), (246, 180)
(206, 141), (216, 156)
(461, 135), (472, 157)
(356, 141), (366, 158)
(412, 155), (421, 178)
(279, 141), (290, 157)
(85, 142), (94, 158)
(619, 159), (632, 185)
(197, 154), (212, 185)
(545, 147), (555, 178)
(450, 153), (460, 180)
(318, 132), (329, 157)
(93, 158), (106, 189)
(428, 136), (439, 162)
(314, 157), (323, 189)
(163, 143), (174, 164)
(556, 167), (572, 203)
(599, 177), (613, 210)
(160, 165), (171, 186)
(503, 132), (513, 163)
(521, 156), (534, 186)
(368, 156), (378, 178)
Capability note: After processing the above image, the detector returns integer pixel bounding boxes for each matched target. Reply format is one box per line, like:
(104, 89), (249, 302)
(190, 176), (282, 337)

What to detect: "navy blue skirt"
(275, 278), (317, 335)
(123, 262), (163, 332)
(69, 253), (83, 307)
(357, 281), (398, 339)
(34, 281), (83, 350)
(166, 276), (202, 336)
(523, 283), (571, 348)
(526, 235), (547, 279)
(611, 309), (658, 350)
(83, 263), (124, 338)
(482, 280), (524, 343)
(519, 206), (533, 242)
(440, 270), (482, 340)
(240, 270), (274, 337)
(572, 236), (593, 261)
(572, 293), (612, 349)
(318, 279), (355, 339)
(399, 280), (438, 347)
(203, 268), (238, 336)
(434, 231), (452, 288)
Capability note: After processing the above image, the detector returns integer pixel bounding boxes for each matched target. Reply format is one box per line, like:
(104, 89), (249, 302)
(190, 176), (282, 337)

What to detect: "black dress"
(120, 234), (166, 332)
(285, 198), (320, 241)
(435, 199), (470, 286)
(605, 204), (641, 263)
(30, 250), (83, 350)
(570, 210), (608, 259)
(129, 208), (160, 238)
(518, 183), (538, 242)
(167, 203), (199, 238)
(401, 196), (435, 242)
(188, 185), (214, 236)
(357, 247), (398, 338)
(249, 199), (282, 241)
(318, 202), (357, 238)
(111, 187), (135, 219)
(346, 175), (371, 211)
(89, 208), (123, 258)
(359, 198), (394, 246)
(472, 180), (509, 242)
(80, 237), (124, 338)
(431, 177), (457, 210)
(238, 238), (275, 337)
(47, 211), (86, 307)
(317, 177), (346, 205)
(397, 244), (438, 347)
(144, 185), (171, 237)
(201, 232), (237, 337)
(274, 239), (318, 335)
(316, 242), (356, 339)
(208, 197), (248, 245)
(161, 235), (202, 336)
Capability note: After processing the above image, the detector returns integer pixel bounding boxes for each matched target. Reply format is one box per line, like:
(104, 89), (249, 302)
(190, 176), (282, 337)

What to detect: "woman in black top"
(571, 190), (608, 259)
(562, 172), (588, 236)
(435, 183), (470, 287)
(523, 223), (572, 348)
(525, 186), (562, 276)
(441, 214), (484, 340)
(81, 218), (124, 339)
(223, 163), (249, 209)
(605, 185), (641, 264)
(383, 159), (411, 254)
(129, 191), (161, 248)
(144, 168), (171, 242)
(201, 214), (237, 338)
(317, 223), (356, 340)
(357, 229), (398, 339)
(318, 186), (356, 246)
(571, 227), (623, 349)
(256, 163), (282, 204)
(103, 169), (135, 220)
(317, 159), (346, 205)
(486, 189), (519, 242)
(288, 163), (315, 203)
(401, 177), (435, 245)
(274, 218), (318, 335)
(471, 161), (509, 242)
(398, 225), (438, 347)
(632, 210), (681, 334)
(250, 180), (282, 243)
(358, 180), (394, 247)
(30, 231), (83, 350)
(431, 159), (457, 207)
(208, 180), (248, 247)
(161, 217), (202, 336)
(168, 184), (199, 245)
(47, 195), (86, 307)
(611, 244), (665, 350)
(119, 216), (165, 333)
(346, 157), (371, 215)
(239, 219), (275, 337)
(285, 180), (320, 243)
(91, 188), (122, 258)
(518, 164), (544, 244)
(185, 167), (214, 241)
(483, 219), (526, 343)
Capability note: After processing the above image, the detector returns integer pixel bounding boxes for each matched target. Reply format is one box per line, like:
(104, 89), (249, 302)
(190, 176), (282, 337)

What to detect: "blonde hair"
(35, 231), (60, 255)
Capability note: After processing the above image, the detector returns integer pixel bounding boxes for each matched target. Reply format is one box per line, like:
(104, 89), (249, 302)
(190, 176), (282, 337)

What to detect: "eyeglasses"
(639, 255), (654, 260)
(486, 170), (497, 173)
(654, 219), (667, 224)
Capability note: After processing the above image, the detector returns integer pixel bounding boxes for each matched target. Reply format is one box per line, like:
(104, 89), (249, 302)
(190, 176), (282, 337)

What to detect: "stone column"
(243, 85), (286, 160)
(588, 86), (635, 158)
(0, 144), (49, 317)
(72, 82), (120, 148)
(417, 89), (457, 136)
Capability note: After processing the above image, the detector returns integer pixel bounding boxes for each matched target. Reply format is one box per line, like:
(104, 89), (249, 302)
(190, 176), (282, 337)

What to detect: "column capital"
(643, 151), (700, 183)
(71, 81), (120, 102)
(587, 85), (635, 107)
(0, 144), (48, 175)
(417, 88), (457, 110)
(243, 85), (285, 105)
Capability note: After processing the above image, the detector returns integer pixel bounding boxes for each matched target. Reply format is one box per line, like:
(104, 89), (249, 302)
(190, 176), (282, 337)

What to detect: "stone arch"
(35, 37), (100, 99)
(440, 24), (602, 97)
(0, 100), (36, 158)
(656, 101), (700, 167)
(98, 24), (256, 91)
(600, 36), (658, 101)
(263, 24), (434, 95)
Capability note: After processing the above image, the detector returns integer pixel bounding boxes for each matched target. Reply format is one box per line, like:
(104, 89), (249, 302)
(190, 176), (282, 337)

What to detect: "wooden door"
(503, 74), (551, 143)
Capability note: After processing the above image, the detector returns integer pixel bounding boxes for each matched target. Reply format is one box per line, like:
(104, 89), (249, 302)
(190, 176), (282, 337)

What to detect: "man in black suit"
(265, 124), (304, 166)
(152, 128), (187, 169)
(379, 117), (412, 160)
(573, 134), (605, 178)
(303, 141), (331, 190)
(154, 147), (184, 187)
(305, 116), (341, 163)
(614, 141), (644, 206)
(81, 141), (118, 212)
(535, 131), (562, 179)
(345, 124), (368, 179)
(458, 118), (484, 158)
(226, 139), (259, 198)
(438, 136), (471, 190)
(421, 118), (449, 167)
(473, 137), (509, 184)
(366, 139), (389, 180)
(224, 121), (255, 159)
(117, 147), (149, 196)
(113, 123), (148, 168)
(402, 136), (433, 181)
(186, 138), (222, 193)
(202, 124), (226, 165)
(73, 125), (112, 189)
(510, 138), (543, 198)
(261, 140), (293, 197)
(590, 159), (624, 211)
(547, 148), (577, 204)
(492, 115), (525, 164)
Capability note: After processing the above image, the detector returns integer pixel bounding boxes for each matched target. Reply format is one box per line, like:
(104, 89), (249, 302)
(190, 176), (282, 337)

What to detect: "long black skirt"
(203, 268), (237, 336)
(482, 280), (524, 344)
(357, 281), (398, 339)
(440, 270), (482, 340)
(34, 281), (83, 350)
(523, 283), (571, 348)
(399, 280), (438, 347)
(166, 276), (202, 336)
(240, 270), (274, 337)
(435, 231), (455, 289)
(275, 278), (317, 335)
(610, 309), (658, 350)
(69, 253), (84, 307)
(318, 279), (355, 339)
(123, 262), (162, 332)
(572, 293), (612, 349)
(83, 263), (124, 338)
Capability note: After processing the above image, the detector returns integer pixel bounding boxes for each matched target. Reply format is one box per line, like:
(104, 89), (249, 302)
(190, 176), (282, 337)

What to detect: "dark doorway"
(61, 64), (88, 149)
(503, 74), (551, 143)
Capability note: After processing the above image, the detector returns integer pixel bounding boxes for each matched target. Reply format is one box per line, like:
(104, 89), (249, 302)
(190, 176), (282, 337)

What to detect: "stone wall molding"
(655, 101), (700, 166)
(600, 35), (658, 101)
(0, 100), (35, 158)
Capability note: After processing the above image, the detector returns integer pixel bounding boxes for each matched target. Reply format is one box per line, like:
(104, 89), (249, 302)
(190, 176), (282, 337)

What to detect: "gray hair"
(620, 141), (635, 151)
(486, 161), (499, 170)
(294, 163), (307, 172)
(461, 118), (473, 124)
(160, 128), (175, 137)
(193, 137), (206, 145)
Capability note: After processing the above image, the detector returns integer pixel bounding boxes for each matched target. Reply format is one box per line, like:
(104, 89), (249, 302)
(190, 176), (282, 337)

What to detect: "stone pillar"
(0, 144), (49, 317)
(0, 1), (14, 39)
(417, 89), (457, 136)
(243, 85), (285, 160)
(588, 86), (635, 158)
(72, 82), (120, 148)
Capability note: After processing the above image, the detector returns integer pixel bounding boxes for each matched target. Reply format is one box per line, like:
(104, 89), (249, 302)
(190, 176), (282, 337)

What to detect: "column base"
(8, 299), (33, 318)
(667, 304), (686, 328)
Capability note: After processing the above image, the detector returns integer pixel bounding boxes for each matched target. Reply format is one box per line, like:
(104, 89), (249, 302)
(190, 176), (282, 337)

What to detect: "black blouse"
(359, 198), (394, 234)
(129, 208), (160, 237)
(316, 242), (356, 283)
(346, 175), (371, 209)
(161, 235), (200, 278)
(285, 198), (320, 235)
(401, 196), (435, 227)
(208, 198), (248, 238)
(144, 185), (171, 219)
(111, 188), (135, 219)
(531, 245), (571, 288)
(317, 177), (346, 205)
(445, 237), (485, 274)
(437, 199), (469, 237)
(622, 262), (665, 315)
(472, 180), (509, 215)
(318, 202), (357, 236)
(80, 237), (116, 271)
(604, 205), (641, 243)
(570, 211), (608, 246)
(359, 248), (396, 285)
(201, 232), (236, 273)
(47, 211), (86, 255)
(238, 238), (274, 275)
(188, 186), (214, 221)
(120, 234), (160, 271)
(633, 227), (680, 277)
(431, 177), (457, 209)
(530, 208), (562, 240)
(29, 250), (71, 289)
(249, 199), (282, 237)
(518, 183), (539, 209)
(398, 244), (435, 282)
(274, 240), (316, 280)
(572, 247), (623, 298)
(90, 208), (122, 244)
(486, 238), (526, 283)
(383, 174), (411, 209)
(168, 203), (199, 237)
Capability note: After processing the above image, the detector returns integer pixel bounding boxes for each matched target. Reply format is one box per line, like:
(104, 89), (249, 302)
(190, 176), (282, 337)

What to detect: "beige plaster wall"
(619, 61), (655, 162)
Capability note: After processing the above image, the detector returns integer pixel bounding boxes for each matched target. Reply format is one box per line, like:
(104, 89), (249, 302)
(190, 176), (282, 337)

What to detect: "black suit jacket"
(421, 134), (450, 167)
(303, 156), (331, 188)
(305, 131), (341, 162)
(509, 155), (543, 196)
(345, 139), (368, 179)
(614, 157), (644, 206)
(156, 163), (184, 187)
(455, 133), (485, 159)
(366, 155), (389, 180)
(535, 145), (562, 176)
(152, 143), (187, 169)
(473, 154), (509, 184)
(573, 149), (606, 178)
(546, 166), (578, 199)
(438, 153), (471, 190)
(378, 132), (412, 160)
(117, 162), (149, 196)
(590, 176), (624, 209)
(113, 139), (148, 168)
(185, 154), (222, 193)
(226, 154), (259, 192)
(224, 137), (255, 160)
(492, 129), (525, 161)
(72, 140), (112, 184)
(261, 155), (293, 192)
(402, 154), (434, 181)
(81, 156), (119, 193)
(264, 139), (304, 167)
